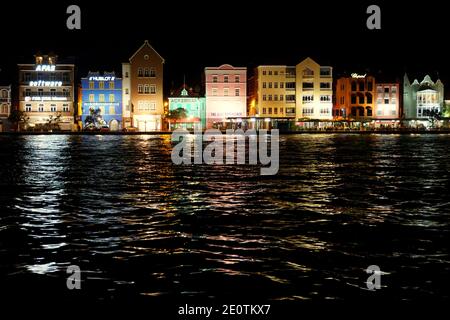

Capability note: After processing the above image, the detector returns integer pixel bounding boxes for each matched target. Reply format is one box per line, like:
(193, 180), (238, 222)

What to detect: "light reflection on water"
(0, 134), (449, 302)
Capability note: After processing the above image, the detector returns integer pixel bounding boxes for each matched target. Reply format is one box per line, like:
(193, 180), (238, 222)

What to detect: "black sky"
(1, 0), (448, 96)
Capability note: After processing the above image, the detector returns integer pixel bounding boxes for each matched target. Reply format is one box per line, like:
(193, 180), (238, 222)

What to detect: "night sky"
(1, 0), (448, 97)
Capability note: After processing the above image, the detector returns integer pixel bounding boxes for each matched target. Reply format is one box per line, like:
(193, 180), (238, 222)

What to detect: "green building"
(168, 85), (206, 130)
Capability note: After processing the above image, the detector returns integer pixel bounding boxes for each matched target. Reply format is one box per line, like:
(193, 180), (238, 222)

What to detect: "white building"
(403, 74), (444, 119)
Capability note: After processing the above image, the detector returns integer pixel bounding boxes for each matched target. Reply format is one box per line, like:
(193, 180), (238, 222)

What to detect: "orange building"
(334, 74), (376, 119)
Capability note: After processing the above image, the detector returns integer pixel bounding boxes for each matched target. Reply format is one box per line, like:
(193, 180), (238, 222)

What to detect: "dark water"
(0, 134), (449, 307)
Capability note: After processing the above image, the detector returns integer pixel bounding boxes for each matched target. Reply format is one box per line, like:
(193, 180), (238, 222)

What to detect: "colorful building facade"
(403, 74), (444, 119)
(80, 72), (122, 131)
(0, 85), (11, 132)
(18, 54), (75, 131)
(375, 83), (400, 119)
(334, 74), (376, 119)
(123, 40), (164, 131)
(205, 64), (247, 129)
(168, 85), (206, 130)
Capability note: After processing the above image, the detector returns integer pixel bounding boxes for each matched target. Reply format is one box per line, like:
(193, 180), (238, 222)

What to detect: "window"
(63, 73), (70, 82)
(268, 108), (272, 114)
(274, 94), (278, 101)
(384, 87), (390, 93)
(320, 67), (331, 77)
(109, 82), (114, 89)
(377, 98), (382, 104)
(144, 85), (150, 94)
(384, 98), (389, 104)
(262, 71), (266, 75)
(138, 85), (143, 94)
(150, 68), (156, 77)
(359, 82), (364, 91)
(137, 101), (156, 111)
(212, 88), (218, 96)
(89, 81), (94, 89)
(303, 68), (314, 77)
(302, 107), (314, 115)
(320, 95), (331, 102)
(320, 108), (330, 115)
(391, 109), (397, 116)
(235, 88), (240, 96)
(391, 86), (397, 93)
(224, 88), (229, 96)
(274, 108), (278, 114)
(359, 95), (364, 104)
(125, 88), (129, 94)
(24, 73), (31, 82)
(50, 89), (56, 96)
(320, 82), (331, 89)
(109, 106), (115, 115)
(351, 81), (357, 91)
(224, 75), (229, 83)
(303, 95), (314, 103)
(25, 104), (32, 112)
(280, 95), (284, 101)
(39, 105), (45, 112)
(63, 104), (69, 112)
(99, 94), (105, 102)
(286, 82), (295, 89)
(144, 68), (150, 77)
(125, 72), (129, 78)
(109, 94), (115, 102)
(280, 82), (284, 89)
(150, 85), (156, 94)
(268, 82), (272, 89)
(89, 94), (94, 102)
(274, 82), (278, 89)
(377, 109), (383, 116)
(367, 94), (373, 104)
(99, 82), (104, 89)
(274, 71), (278, 76)
(138, 68), (143, 77)
(213, 76), (218, 83)
(262, 108), (267, 114)
(235, 76), (239, 83)
(280, 108), (283, 114)
(302, 82), (314, 90)
(263, 95), (267, 101)
(367, 81), (373, 91)
(263, 82), (266, 89)
(50, 105), (56, 112)
(268, 95), (272, 101)
(286, 95), (295, 101)
(268, 71), (272, 76)
(351, 95), (357, 104)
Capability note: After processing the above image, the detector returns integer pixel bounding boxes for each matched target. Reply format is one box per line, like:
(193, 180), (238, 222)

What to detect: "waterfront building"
(205, 64), (247, 129)
(0, 85), (11, 132)
(334, 73), (376, 119)
(375, 82), (400, 120)
(122, 40), (164, 131)
(403, 74), (444, 119)
(296, 57), (333, 120)
(18, 54), (75, 131)
(80, 72), (122, 131)
(168, 84), (206, 130)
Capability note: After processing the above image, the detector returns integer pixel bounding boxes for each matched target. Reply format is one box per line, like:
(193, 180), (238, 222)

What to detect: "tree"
(8, 109), (29, 132)
(166, 107), (188, 130)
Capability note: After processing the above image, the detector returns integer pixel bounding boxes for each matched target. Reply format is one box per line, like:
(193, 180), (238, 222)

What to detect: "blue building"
(80, 72), (122, 131)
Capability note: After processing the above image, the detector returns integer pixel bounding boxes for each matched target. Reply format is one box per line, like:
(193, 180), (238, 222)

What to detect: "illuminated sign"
(29, 81), (62, 87)
(26, 96), (68, 101)
(351, 73), (367, 79)
(36, 65), (56, 72)
(89, 76), (115, 81)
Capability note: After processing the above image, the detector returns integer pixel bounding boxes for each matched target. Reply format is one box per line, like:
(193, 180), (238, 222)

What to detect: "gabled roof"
(129, 40), (165, 63)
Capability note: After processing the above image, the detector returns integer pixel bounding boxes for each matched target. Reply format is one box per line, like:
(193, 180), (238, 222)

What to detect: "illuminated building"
(249, 66), (296, 119)
(403, 74), (444, 119)
(123, 40), (164, 131)
(18, 54), (75, 131)
(334, 73), (376, 119)
(375, 83), (400, 119)
(168, 84), (206, 130)
(80, 72), (123, 131)
(205, 64), (247, 129)
(296, 58), (333, 120)
(0, 85), (11, 132)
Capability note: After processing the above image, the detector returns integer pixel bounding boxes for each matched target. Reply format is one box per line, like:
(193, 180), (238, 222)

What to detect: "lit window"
(150, 85), (156, 94)
(99, 94), (105, 102)
(109, 94), (115, 102)
(89, 81), (94, 89)
(109, 82), (114, 89)
(99, 82), (104, 89)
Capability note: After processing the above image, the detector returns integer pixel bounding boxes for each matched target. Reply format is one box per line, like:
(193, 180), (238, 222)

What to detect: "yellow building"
(249, 58), (333, 125)
(295, 57), (333, 120)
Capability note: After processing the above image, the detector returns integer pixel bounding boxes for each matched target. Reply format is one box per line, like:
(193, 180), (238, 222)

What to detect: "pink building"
(205, 64), (247, 129)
